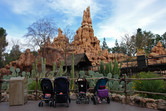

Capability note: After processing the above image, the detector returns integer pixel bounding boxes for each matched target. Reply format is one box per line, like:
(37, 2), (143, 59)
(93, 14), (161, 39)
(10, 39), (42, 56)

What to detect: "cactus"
(22, 71), (26, 77)
(107, 73), (112, 78)
(99, 61), (104, 74)
(106, 81), (113, 90)
(108, 62), (113, 74)
(114, 74), (119, 79)
(113, 59), (118, 77)
(70, 53), (75, 90)
(105, 63), (110, 76)
(31, 63), (36, 78)
(112, 81), (119, 90)
(16, 68), (20, 76)
(88, 70), (95, 76)
(127, 82), (133, 91)
(79, 71), (85, 78)
(10, 66), (16, 77)
(27, 72), (30, 78)
(57, 61), (64, 76)
(41, 57), (46, 73)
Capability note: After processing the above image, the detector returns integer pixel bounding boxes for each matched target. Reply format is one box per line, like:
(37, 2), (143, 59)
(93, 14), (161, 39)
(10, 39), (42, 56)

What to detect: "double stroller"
(91, 78), (110, 104)
(39, 77), (70, 107)
(75, 78), (90, 104)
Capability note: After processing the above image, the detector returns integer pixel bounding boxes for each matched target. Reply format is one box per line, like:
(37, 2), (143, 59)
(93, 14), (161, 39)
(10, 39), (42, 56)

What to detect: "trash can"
(9, 77), (27, 106)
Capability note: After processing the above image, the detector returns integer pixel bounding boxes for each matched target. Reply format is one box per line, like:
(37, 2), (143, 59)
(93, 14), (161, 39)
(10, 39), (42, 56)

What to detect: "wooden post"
(124, 74), (127, 104)
(35, 77), (38, 100)
(0, 76), (2, 103)
(127, 59), (128, 76)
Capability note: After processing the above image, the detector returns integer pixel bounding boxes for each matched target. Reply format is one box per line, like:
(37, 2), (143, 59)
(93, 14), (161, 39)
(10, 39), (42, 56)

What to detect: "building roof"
(65, 53), (92, 66)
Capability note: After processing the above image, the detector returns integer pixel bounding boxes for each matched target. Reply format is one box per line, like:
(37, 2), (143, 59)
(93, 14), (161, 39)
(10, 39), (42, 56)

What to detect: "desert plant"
(28, 80), (41, 92)
(70, 53), (75, 90)
(57, 61), (64, 76)
(133, 72), (165, 99)
(99, 61), (104, 74)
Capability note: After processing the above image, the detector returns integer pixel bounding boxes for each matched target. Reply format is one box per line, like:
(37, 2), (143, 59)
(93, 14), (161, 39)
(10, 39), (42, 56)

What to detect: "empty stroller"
(75, 78), (90, 104)
(54, 77), (70, 107)
(38, 78), (54, 107)
(92, 78), (110, 104)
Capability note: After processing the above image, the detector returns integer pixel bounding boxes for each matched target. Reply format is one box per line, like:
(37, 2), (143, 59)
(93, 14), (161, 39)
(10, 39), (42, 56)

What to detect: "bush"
(28, 80), (41, 92)
(133, 72), (166, 99)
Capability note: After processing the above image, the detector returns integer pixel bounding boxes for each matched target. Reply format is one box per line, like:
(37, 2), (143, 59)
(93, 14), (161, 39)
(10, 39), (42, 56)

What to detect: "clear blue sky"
(0, 0), (166, 52)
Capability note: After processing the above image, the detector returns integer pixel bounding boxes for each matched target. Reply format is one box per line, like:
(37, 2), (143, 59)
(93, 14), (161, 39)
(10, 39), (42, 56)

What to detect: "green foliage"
(98, 59), (121, 77)
(112, 81), (119, 90)
(4, 45), (21, 66)
(57, 61), (64, 76)
(112, 59), (118, 76)
(105, 63), (109, 76)
(99, 61), (104, 74)
(70, 54), (75, 90)
(102, 38), (111, 52)
(108, 62), (113, 74)
(0, 27), (8, 68)
(41, 57), (46, 73)
(79, 71), (85, 78)
(21, 71), (26, 77)
(133, 72), (166, 99)
(28, 80), (41, 91)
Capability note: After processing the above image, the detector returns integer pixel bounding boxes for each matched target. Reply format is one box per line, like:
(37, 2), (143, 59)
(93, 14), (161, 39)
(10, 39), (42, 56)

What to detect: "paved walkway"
(0, 100), (158, 111)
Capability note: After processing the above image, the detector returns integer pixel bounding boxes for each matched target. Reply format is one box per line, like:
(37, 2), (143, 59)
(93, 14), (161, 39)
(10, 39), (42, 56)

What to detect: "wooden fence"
(0, 75), (166, 103)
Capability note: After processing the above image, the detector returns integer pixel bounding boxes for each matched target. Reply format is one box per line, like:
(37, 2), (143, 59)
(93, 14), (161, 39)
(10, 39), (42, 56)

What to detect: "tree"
(24, 18), (57, 57)
(102, 38), (109, 51)
(4, 44), (21, 65)
(135, 28), (144, 50)
(0, 27), (8, 68)
(162, 32), (166, 48)
(143, 31), (155, 54)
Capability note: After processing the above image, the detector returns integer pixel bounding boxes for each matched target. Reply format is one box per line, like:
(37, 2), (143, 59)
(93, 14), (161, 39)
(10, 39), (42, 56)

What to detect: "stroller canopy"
(76, 78), (89, 92)
(94, 78), (108, 92)
(54, 77), (69, 94)
(40, 78), (53, 94)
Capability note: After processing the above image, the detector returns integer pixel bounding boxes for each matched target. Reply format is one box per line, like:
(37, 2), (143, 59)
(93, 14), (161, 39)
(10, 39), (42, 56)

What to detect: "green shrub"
(28, 80), (41, 92)
(133, 72), (166, 99)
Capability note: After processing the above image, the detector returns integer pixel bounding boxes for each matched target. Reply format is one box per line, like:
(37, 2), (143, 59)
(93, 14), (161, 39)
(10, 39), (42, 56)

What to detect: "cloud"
(47, 0), (101, 17)
(96, 0), (166, 45)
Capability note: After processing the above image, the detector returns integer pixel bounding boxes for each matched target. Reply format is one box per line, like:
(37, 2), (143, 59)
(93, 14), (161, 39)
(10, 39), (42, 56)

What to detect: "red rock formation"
(0, 49), (36, 75)
(148, 41), (166, 64)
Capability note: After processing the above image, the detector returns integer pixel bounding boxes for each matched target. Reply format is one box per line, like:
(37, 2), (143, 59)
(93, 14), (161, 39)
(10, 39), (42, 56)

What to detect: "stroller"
(54, 77), (71, 107)
(38, 78), (54, 107)
(75, 78), (90, 104)
(91, 78), (110, 104)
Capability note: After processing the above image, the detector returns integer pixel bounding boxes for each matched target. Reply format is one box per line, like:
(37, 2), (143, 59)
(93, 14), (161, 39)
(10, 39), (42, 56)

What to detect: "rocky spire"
(58, 27), (63, 38)
(81, 6), (92, 26)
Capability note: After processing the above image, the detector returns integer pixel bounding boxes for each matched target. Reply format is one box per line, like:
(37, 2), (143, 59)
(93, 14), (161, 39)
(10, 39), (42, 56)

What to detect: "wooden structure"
(9, 77), (28, 106)
(121, 55), (166, 75)
(64, 53), (92, 72)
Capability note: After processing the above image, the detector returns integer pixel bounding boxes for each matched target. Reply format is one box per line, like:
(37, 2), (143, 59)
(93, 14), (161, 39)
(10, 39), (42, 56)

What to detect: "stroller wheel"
(54, 101), (56, 108)
(69, 98), (71, 103)
(92, 96), (96, 105)
(76, 100), (80, 104)
(107, 97), (110, 104)
(38, 102), (43, 107)
(66, 100), (69, 107)
(87, 98), (90, 104)
(49, 101), (53, 107)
